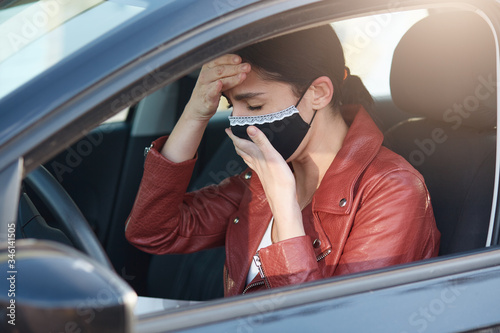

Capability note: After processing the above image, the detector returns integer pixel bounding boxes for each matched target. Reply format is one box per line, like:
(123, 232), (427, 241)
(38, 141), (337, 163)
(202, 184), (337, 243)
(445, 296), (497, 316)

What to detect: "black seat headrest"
(390, 11), (496, 129)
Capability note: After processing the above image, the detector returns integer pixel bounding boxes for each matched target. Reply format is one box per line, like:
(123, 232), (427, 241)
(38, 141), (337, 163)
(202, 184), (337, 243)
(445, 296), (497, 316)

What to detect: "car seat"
(385, 11), (497, 255)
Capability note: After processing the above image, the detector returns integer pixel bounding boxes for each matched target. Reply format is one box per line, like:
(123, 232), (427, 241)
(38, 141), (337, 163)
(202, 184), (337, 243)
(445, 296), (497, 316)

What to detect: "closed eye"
(247, 105), (262, 111)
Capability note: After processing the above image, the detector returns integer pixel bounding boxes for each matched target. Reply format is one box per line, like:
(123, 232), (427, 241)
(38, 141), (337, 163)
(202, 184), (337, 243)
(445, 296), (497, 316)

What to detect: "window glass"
(102, 108), (129, 123)
(332, 9), (428, 97)
(215, 9), (429, 111)
(0, 0), (144, 99)
(217, 95), (231, 112)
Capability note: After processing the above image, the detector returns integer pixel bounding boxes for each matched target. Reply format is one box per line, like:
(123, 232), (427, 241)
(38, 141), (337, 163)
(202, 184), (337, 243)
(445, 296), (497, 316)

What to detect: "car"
(1, 0), (499, 332)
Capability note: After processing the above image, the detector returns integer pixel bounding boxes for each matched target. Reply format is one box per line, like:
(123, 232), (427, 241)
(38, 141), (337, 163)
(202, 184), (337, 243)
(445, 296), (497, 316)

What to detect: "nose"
(230, 104), (253, 118)
(230, 106), (244, 117)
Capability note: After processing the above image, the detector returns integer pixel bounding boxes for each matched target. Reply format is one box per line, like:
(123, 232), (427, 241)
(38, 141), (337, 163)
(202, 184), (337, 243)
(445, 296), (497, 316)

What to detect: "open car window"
(95, 5), (496, 308)
(0, 0), (146, 99)
(332, 10), (429, 97)
(217, 11), (429, 109)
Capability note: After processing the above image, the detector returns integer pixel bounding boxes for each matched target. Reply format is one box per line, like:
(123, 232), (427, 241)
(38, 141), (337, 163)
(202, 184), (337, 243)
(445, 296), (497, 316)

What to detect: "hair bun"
(341, 73), (374, 111)
(344, 67), (351, 81)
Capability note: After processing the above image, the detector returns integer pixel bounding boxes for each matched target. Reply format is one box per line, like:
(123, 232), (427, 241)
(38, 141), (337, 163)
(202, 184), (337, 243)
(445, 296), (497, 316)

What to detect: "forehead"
(223, 70), (293, 99)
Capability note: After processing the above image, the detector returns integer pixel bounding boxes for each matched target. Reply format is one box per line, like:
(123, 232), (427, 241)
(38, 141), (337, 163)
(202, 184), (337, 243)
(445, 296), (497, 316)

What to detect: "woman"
(125, 25), (440, 296)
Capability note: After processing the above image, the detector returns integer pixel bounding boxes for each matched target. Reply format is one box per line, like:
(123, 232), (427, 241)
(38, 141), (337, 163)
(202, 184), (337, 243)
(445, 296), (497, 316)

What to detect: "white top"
(246, 217), (274, 284)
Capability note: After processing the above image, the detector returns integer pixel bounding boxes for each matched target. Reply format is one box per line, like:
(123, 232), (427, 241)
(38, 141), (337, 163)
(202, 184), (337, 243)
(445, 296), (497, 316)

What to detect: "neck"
(292, 108), (348, 206)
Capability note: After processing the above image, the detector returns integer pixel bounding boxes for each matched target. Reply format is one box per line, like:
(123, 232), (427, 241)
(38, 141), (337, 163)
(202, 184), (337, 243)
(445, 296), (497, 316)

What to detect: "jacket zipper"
(144, 143), (154, 157)
(253, 254), (265, 278)
(242, 280), (265, 294)
(143, 143), (154, 167)
(224, 265), (228, 293)
(253, 253), (271, 289)
(242, 253), (270, 294)
(316, 248), (331, 262)
(242, 249), (332, 295)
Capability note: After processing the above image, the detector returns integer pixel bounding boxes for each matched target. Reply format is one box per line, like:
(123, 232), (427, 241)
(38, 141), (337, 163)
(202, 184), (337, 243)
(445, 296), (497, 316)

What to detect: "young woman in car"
(125, 25), (440, 296)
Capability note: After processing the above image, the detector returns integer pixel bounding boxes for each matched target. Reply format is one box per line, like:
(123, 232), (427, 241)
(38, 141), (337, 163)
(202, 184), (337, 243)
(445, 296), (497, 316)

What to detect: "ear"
(309, 76), (334, 110)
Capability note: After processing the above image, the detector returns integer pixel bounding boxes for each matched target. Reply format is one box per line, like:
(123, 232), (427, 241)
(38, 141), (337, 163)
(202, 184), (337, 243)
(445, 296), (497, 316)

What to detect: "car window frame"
(0, 158), (22, 242)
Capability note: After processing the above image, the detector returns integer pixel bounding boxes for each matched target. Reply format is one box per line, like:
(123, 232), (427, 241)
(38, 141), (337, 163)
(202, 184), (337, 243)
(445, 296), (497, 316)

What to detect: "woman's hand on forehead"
(185, 54), (251, 121)
(161, 55), (251, 163)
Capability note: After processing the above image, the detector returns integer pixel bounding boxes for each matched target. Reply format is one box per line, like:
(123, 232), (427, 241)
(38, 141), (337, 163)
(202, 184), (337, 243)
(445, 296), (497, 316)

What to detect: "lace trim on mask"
(228, 106), (298, 126)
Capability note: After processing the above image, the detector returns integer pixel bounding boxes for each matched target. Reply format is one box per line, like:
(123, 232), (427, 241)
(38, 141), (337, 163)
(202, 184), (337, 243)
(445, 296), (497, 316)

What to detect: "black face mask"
(228, 96), (317, 161)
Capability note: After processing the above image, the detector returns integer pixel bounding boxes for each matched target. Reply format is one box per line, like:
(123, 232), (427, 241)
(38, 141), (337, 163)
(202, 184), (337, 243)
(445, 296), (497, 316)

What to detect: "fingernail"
(241, 64), (250, 71)
(233, 56), (240, 63)
(247, 126), (257, 136)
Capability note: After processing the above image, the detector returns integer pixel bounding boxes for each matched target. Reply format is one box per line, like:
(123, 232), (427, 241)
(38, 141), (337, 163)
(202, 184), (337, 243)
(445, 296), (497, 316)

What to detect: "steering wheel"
(23, 165), (113, 270)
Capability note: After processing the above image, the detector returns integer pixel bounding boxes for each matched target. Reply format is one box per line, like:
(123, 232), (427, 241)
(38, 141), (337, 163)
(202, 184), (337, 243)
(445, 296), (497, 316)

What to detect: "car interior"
(17, 8), (497, 302)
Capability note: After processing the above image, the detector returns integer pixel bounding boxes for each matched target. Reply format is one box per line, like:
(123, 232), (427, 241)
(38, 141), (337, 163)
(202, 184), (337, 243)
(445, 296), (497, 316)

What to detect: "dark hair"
(236, 25), (373, 111)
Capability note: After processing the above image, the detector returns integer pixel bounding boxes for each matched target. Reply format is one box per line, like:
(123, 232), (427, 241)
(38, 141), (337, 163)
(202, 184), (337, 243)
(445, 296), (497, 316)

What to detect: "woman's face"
(224, 70), (304, 117)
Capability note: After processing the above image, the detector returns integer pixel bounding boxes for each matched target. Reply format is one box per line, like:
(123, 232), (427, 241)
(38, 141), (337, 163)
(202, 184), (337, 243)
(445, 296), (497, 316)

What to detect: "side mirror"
(0, 240), (136, 332)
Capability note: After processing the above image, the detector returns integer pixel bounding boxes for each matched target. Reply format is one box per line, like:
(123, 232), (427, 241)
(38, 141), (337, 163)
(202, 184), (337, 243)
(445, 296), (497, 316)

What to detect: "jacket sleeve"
(255, 169), (440, 289)
(257, 235), (322, 288)
(125, 136), (246, 255)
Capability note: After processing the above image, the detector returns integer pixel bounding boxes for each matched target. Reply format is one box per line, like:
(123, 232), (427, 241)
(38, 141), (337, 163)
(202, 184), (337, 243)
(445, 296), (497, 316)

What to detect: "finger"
(234, 145), (251, 162)
(200, 73), (247, 99)
(225, 128), (256, 165)
(225, 127), (248, 147)
(214, 63), (250, 80)
(247, 126), (286, 163)
(225, 128), (260, 158)
(246, 126), (274, 153)
(201, 63), (250, 87)
(203, 54), (245, 79)
(208, 54), (242, 68)
(204, 80), (223, 100)
(198, 78), (235, 107)
(232, 140), (261, 170)
(218, 71), (249, 92)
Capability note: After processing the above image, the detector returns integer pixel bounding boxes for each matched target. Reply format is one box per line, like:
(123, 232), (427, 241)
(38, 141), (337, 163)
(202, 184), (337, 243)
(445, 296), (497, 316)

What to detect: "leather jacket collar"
(313, 104), (384, 215)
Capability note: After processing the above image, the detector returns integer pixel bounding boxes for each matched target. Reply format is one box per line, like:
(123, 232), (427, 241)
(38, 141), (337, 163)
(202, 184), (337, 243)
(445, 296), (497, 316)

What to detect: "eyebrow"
(234, 92), (265, 101)
(224, 92), (265, 102)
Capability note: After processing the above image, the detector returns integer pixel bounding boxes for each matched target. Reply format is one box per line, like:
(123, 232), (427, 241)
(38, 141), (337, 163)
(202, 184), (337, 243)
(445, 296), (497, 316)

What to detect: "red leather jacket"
(126, 105), (440, 296)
